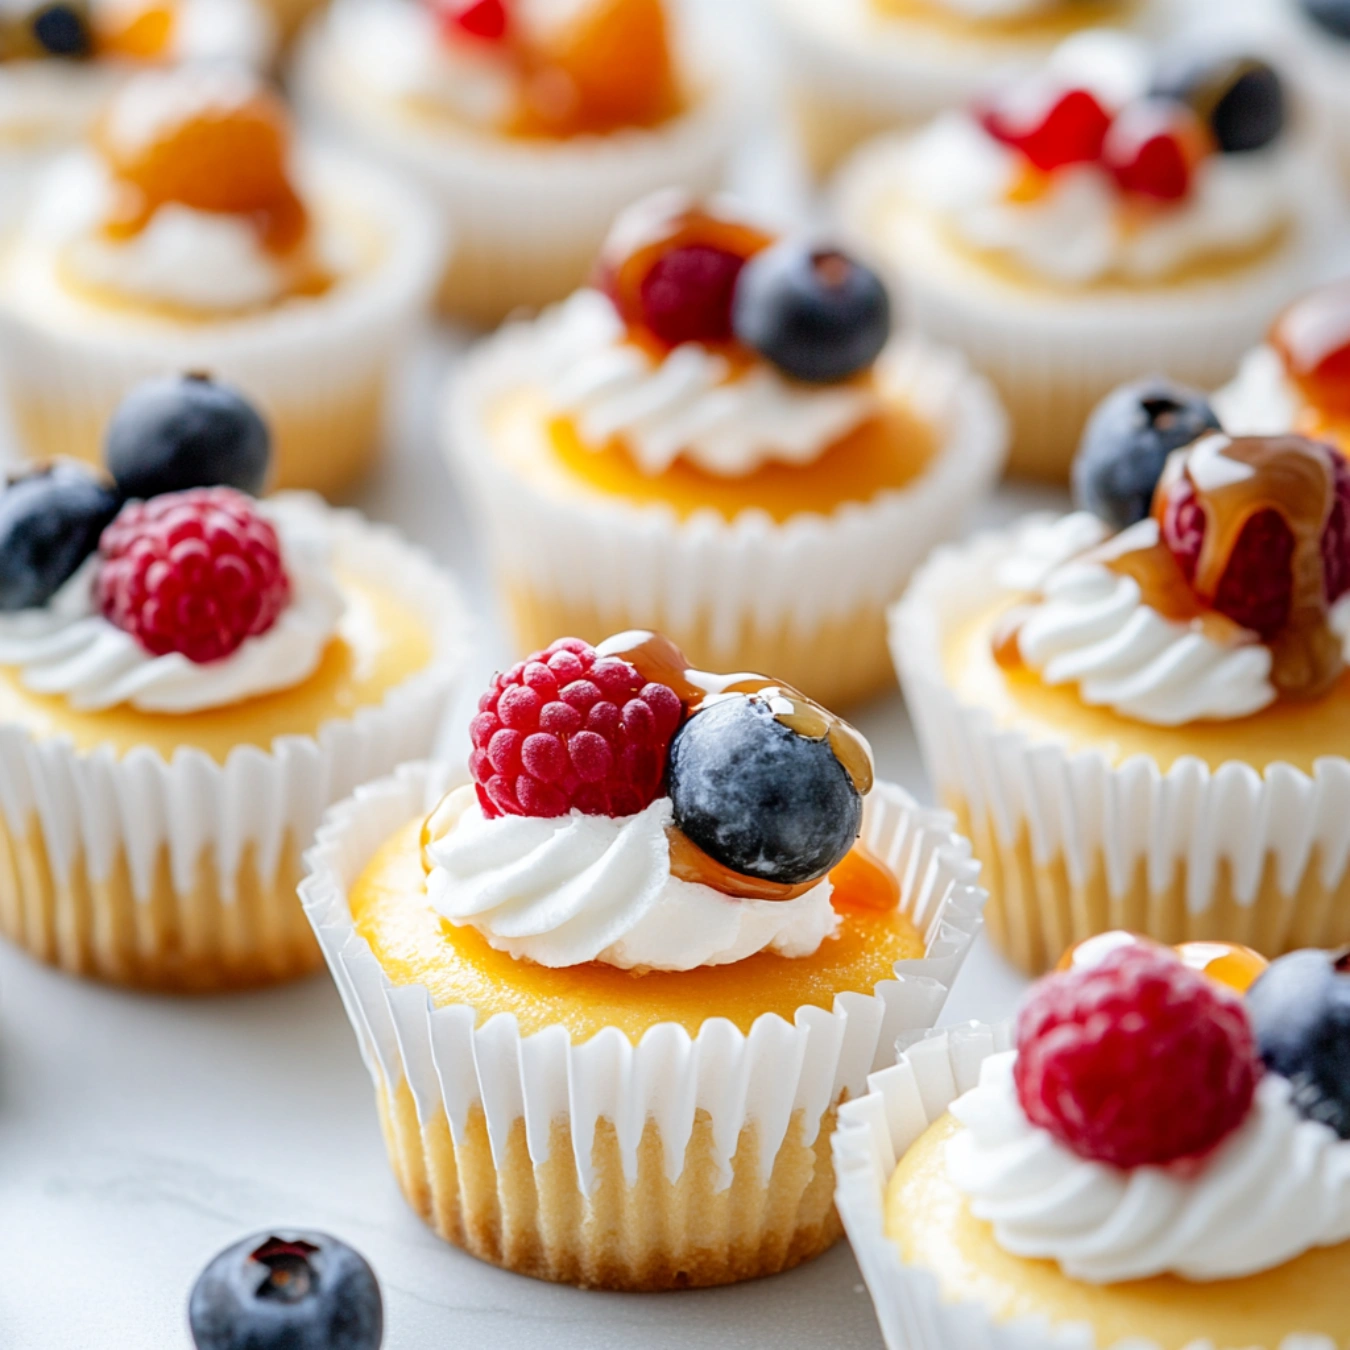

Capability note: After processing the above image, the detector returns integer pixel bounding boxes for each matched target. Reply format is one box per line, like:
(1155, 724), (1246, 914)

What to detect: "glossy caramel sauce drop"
(95, 79), (329, 293)
(96, 2), (175, 60)
(1174, 940), (1268, 993)
(595, 197), (775, 346)
(506, 0), (681, 139)
(1271, 281), (1350, 423)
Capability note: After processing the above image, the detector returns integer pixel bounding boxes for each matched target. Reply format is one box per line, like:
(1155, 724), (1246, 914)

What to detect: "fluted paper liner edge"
(298, 762), (986, 1193)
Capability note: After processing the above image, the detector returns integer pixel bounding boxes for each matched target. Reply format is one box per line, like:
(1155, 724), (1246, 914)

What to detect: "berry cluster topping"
(189, 1230), (383, 1350)
(97, 488), (291, 664)
(463, 631), (874, 896)
(429, 0), (679, 139)
(470, 637), (684, 819)
(0, 374), (289, 664)
(1016, 944), (1262, 1168)
(979, 44), (1284, 203)
(1067, 377), (1350, 702)
(596, 193), (893, 385)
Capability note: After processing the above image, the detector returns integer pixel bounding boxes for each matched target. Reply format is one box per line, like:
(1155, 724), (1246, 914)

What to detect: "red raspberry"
(1160, 443), (1350, 636)
(97, 488), (291, 664)
(469, 637), (685, 819)
(980, 85), (1111, 173)
(438, 0), (509, 40)
(1015, 945), (1261, 1169)
(1103, 99), (1208, 202)
(637, 245), (747, 347)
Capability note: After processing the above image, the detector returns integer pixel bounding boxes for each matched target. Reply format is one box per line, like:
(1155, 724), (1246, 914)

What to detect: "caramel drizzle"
(996, 434), (1345, 702)
(594, 630), (874, 795)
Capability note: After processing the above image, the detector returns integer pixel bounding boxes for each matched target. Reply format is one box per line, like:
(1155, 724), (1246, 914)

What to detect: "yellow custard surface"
(873, 0), (1135, 40)
(885, 1115), (1350, 1350)
(942, 598), (1350, 774)
(0, 571), (434, 763)
(349, 818), (925, 1043)
(488, 386), (937, 524)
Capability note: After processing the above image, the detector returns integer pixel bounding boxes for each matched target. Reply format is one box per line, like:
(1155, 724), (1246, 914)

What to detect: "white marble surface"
(0, 327), (1057, 1349)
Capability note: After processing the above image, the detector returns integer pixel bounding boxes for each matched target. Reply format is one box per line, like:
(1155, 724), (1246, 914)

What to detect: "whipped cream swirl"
(0, 495), (345, 714)
(424, 786), (840, 971)
(536, 290), (878, 478)
(1003, 516), (1278, 726)
(947, 1050), (1350, 1284)
(897, 32), (1295, 287)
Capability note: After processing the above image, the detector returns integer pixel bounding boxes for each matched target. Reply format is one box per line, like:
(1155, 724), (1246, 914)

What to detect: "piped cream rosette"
(0, 505), (470, 992)
(0, 143), (445, 499)
(444, 313), (1007, 709)
(835, 1022), (1349, 1350)
(298, 761), (986, 1291)
(890, 519), (1350, 975)
(291, 4), (738, 323)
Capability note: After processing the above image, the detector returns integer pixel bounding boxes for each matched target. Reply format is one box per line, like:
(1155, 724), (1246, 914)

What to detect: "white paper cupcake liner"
(443, 316), (1007, 703)
(291, 9), (739, 321)
(890, 519), (1350, 972)
(300, 761), (985, 1198)
(0, 146), (445, 496)
(835, 1022), (1342, 1350)
(0, 505), (470, 919)
(836, 138), (1341, 479)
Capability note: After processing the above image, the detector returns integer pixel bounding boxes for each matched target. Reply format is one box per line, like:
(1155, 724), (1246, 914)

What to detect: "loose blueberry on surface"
(31, 2), (92, 57)
(1301, 0), (1350, 41)
(189, 1231), (383, 1350)
(667, 695), (862, 887)
(732, 241), (891, 384)
(1072, 377), (1221, 529)
(1246, 949), (1350, 1139)
(1152, 50), (1285, 154)
(105, 373), (271, 501)
(0, 464), (120, 612)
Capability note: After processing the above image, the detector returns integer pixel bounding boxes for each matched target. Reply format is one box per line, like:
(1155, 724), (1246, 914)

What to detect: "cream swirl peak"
(424, 787), (839, 971)
(0, 494), (345, 714)
(539, 289), (878, 477)
(895, 32), (1295, 286)
(948, 1049), (1350, 1284)
(999, 515), (1279, 725)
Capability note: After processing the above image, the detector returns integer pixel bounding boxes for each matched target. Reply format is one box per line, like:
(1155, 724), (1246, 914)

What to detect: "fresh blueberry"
(32, 3), (93, 57)
(1072, 377), (1221, 529)
(732, 241), (891, 384)
(105, 373), (271, 501)
(0, 464), (120, 612)
(667, 694), (863, 886)
(1152, 50), (1285, 154)
(189, 1231), (383, 1350)
(1246, 949), (1350, 1138)
(1303, 0), (1350, 40)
